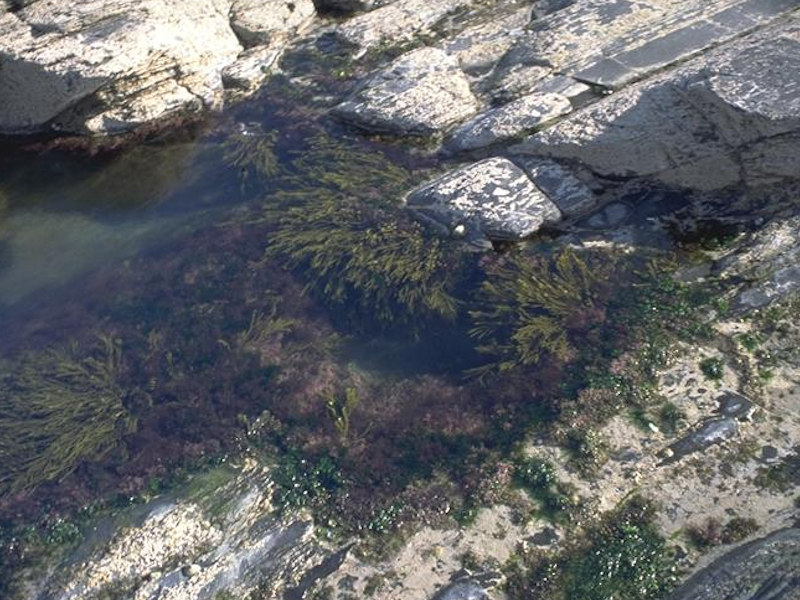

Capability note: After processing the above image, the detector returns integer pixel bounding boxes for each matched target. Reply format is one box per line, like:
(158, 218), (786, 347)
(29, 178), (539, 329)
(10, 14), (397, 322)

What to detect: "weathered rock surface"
(0, 0), (319, 135)
(431, 580), (489, 600)
(333, 47), (479, 136)
(446, 92), (571, 152)
(515, 158), (597, 217)
(667, 528), (800, 600)
(315, 0), (385, 13)
(333, 0), (476, 52)
(511, 14), (800, 191)
(230, 0), (316, 48)
(405, 157), (561, 247)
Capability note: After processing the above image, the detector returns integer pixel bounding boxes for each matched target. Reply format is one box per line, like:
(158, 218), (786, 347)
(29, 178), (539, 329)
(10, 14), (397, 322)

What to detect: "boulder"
(446, 92), (571, 152)
(405, 157), (561, 248)
(314, 0), (385, 13)
(332, 47), (479, 136)
(430, 580), (489, 600)
(230, 0), (316, 48)
(510, 15), (800, 191)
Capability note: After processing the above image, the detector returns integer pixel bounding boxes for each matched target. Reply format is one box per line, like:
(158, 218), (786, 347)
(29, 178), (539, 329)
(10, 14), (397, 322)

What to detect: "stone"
(441, 5), (531, 77)
(431, 580), (489, 600)
(515, 158), (597, 217)
(334, 0), (476, 53)
(667, 528), (800, 600)
(0, 0), (243, 135)
(222, 44), (283, 92)
(230, 0), (316, 48)
(510, 15), (800, 192)
(181, 563), (202, 578)
(446, 92), (572, 152)
(716, 392), (757, 421)
(313, 0), (382, 14)
(661, 417), (739, 464)
(405, 158), (561, 248)
(332, 47), (479, 136)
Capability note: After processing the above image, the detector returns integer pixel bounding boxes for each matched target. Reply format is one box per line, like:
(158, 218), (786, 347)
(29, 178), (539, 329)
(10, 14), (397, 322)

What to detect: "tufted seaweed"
(259, 134), (462, 330)
(0, 335), (135, 495)
(470, 247), (616, 375)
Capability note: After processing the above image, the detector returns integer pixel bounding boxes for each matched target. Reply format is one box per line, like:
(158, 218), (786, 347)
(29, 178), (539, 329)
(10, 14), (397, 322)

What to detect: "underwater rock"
(333, 47), (479, 136)
(430, 580), (490, 600)
(446, 92), (572, 152)
(333, 0), (477, 52)
(230, 0), (316, 48)
(510, 12), (800, 191)
(667, 528), (800, 600)
(716, 392), (757, 421)
(405, 157), (561, 247)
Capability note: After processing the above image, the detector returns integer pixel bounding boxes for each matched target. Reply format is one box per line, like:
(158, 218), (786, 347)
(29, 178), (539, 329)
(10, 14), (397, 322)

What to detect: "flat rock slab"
(662, 417), (739, 464)
(334, 0), (476, 52)
(406, 157), (561, 247)
(447, 92), (572, 152)
(230, 0), (316, 48)
(511, 15), (800, 191)
(667, 528), (800, 600)
(430, 580), (489, 600)
(332, 47), (479, 136)
(515, 158), (597, 216)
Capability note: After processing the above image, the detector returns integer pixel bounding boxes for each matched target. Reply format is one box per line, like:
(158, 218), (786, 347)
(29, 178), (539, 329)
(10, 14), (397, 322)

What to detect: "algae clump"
(0, 336), (134, 495)
(260, 134), (461, 330)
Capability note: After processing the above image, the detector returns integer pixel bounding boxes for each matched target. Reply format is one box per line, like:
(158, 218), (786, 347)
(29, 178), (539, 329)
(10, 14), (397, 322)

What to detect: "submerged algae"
(0, 336), (134, 495)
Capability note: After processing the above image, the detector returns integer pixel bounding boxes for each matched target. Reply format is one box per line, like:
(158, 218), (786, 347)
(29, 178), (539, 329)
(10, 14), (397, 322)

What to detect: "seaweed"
(259, 134), (462, 330)
(0, 335), (134, 495)
(470, 247), (616, 375)
(222, 126), (281, 191)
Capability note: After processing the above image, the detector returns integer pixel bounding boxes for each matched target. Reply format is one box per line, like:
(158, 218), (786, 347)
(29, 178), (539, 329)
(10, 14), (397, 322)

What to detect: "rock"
(515, 158), (597, 217)
(489, 0), (796, 102)
(510, 14), (800, 192)
(431, 580), (489, 600)
(529, 526), (559, 546)
(230, 0), (316, 48)
(334, 0), (476, 53)
(0, 0), (243, 135)
(662, 417), (739, 464)
(441, 5), (531, 77)
(532, 0), (575, 19)
(405, 157), (561, 247)
(446, 92), (572, 152)
(716, 392), (757, 421)
(181, 563), (202, 578)
(314, 0), (383, 13)
(332, 47), (479, 136)
(222, 44), (284, 92)
(667, 528), (800, 600)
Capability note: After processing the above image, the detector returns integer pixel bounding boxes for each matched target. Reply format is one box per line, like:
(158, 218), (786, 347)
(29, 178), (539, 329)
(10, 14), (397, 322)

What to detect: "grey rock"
(431, 580), (489, 600)
(532, 0), (576, 19)
(230, 0), (316, 48)
(529, 526), (559, 546)
(442, 5), (531, 77)
(222, 44), (283, 92)
(667, 528), (800, 600)
(662, 417), (739, 464)
(446, 92), (572, 152)
(314, 0), (384, 13)
(334, 0), (477, 53)
(511, 15), (800, 191)
(333, 47), (479, 136)
(716, 392), (757, 421)
(515, 158), (597, 216)
(405, 157), (561, 247)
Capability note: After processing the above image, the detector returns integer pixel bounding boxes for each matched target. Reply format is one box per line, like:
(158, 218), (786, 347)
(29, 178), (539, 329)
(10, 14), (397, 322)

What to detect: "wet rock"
(405, 157), (561, 247)
(431, 580), (489, 600)
(334, 0), (476, 53)
(667, 528), (800, 600)
(529, 526), (559, 546)
(515, 158), (597, 217)
(510, 14), (800, 191)
(662, 417), (739, 464)
(333, 47), (479, 136)
(312, 0), (382, 14)
(446, 92), (572, 152)
(230, 0), (316, 48)
(717, 392), (757, 421)
(181, 563), (202, 578)
(761, 445), (780, 462)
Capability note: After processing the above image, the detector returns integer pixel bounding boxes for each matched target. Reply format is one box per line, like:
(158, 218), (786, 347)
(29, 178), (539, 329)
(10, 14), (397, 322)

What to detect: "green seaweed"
(259, 135), (462, 330)
(0, 336), (135, 495)
(470, 247), (615, 375)
(223, 127), (281, 191)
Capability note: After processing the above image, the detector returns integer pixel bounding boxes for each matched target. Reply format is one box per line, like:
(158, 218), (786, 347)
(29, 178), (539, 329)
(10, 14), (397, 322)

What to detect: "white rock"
(230, 0), (316, 48)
